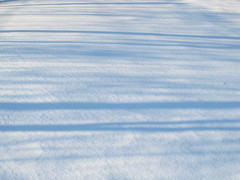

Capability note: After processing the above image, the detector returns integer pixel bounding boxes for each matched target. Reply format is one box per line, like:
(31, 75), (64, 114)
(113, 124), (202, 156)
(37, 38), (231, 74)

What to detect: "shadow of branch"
(1, 120), (240, 132)
(0, 101), (239, 111)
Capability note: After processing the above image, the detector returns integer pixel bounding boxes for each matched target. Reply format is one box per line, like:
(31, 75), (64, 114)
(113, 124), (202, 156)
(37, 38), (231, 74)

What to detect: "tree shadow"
(0, 30), (239, 40)
(0, 0), (22, 3)
(1, 119), (240, 132)
(0, 2), (186, 6)
(0, 101), (239, 111)
(1, 39), (239, 50)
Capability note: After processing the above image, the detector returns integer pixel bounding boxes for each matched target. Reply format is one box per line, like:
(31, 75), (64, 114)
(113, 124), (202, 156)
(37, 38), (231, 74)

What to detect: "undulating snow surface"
(0, 0), (240, 179)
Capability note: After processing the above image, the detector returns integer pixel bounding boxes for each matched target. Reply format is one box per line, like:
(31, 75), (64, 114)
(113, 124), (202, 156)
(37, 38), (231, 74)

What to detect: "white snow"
(0, 0), (240, 179)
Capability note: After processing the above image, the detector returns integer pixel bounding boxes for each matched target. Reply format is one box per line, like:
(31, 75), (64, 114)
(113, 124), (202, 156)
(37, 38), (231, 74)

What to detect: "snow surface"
(0, 0), (240, 179)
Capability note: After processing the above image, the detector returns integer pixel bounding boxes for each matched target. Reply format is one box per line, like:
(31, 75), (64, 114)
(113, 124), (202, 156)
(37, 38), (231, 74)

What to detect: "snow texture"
(0, 0), (240, 179)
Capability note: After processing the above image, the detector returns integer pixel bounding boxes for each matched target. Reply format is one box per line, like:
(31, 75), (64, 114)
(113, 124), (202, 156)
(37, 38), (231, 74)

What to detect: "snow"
(0, 0), (240, 179)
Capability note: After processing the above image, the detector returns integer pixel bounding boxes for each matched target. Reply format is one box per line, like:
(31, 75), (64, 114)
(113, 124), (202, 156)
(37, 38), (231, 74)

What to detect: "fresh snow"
(0, 0), (240, 179)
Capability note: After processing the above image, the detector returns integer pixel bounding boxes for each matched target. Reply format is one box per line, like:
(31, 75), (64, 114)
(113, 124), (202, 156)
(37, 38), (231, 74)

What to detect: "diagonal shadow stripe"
(0, 2), (185, 6)
(0, 30), (240, 40)
(1, 120), (240, 132)
(0, 101), (239, 111)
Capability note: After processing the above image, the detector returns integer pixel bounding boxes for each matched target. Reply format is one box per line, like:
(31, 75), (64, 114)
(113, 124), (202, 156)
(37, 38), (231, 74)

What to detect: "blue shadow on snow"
(0, 30), (239, 40)
(0, 120), (240, 132)
(0, 101), (240, 111)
